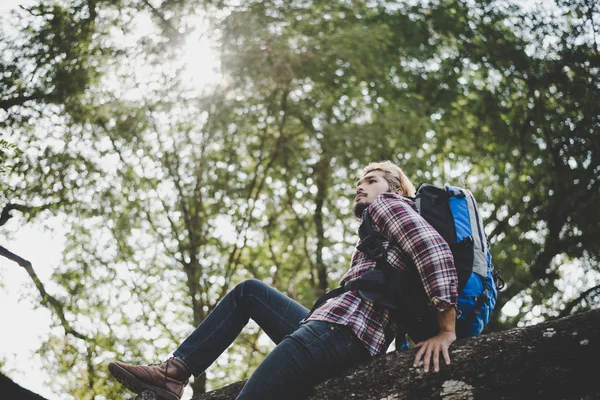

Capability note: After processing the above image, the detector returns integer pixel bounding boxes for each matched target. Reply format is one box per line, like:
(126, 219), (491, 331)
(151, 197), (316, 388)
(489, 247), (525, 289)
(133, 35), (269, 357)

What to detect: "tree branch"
(186, 309), (600, 400)
(0, 201), (62, 227)
(0, 93), (48, 111)
(0, 245), (89, 340)
(0, 203), (33, 227)
(141, 0), (181, 40)
(558, 283), (600, 318)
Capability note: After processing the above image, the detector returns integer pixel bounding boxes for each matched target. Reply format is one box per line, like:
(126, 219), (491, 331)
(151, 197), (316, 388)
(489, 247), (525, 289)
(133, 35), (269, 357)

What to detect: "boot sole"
(108, 362), (180, 400)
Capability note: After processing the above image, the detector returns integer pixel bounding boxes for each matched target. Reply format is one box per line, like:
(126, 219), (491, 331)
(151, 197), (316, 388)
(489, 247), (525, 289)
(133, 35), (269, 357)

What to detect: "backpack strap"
(356, 209), (408, 307)
(307, 275), (389, 317)
(307, 287), (347, 316)
(356, 208), (387, 261)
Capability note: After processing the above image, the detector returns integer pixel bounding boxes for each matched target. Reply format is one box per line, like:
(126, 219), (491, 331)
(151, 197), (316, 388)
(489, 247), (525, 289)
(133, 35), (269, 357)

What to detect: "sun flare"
(179, 18), (222, 93)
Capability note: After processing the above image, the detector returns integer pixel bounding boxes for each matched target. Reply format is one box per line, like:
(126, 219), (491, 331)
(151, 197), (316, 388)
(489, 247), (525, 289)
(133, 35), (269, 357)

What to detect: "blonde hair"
(363, 161), (416, 197)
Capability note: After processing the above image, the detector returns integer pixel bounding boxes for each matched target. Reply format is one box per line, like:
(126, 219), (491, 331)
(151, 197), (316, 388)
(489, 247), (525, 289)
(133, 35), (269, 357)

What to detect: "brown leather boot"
(108, 356), (191, 400)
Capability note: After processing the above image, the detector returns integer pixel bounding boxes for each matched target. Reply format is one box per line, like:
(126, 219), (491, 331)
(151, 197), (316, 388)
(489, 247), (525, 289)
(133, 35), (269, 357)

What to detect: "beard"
(353, 201), (370, 219)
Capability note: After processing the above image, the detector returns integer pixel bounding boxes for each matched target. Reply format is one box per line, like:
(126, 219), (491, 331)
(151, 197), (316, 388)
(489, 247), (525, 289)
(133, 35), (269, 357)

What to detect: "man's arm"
(413, 307), (457, 373)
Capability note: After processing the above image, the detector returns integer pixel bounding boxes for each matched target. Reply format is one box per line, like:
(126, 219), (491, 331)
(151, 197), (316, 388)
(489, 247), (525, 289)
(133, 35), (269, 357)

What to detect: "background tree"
(0, 0), (598, 399)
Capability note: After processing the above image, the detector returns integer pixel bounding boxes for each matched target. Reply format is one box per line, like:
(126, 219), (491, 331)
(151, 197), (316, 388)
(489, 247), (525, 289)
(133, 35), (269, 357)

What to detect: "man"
(108, 160), (458, 400)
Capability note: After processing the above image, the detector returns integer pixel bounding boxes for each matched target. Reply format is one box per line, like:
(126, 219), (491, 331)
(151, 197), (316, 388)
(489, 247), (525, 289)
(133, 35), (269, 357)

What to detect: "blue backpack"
(414, 183), (501, 337)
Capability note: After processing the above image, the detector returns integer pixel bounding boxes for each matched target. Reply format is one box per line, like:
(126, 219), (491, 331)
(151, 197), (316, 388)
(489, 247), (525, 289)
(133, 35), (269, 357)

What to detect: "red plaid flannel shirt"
(303, 193), (458, 356)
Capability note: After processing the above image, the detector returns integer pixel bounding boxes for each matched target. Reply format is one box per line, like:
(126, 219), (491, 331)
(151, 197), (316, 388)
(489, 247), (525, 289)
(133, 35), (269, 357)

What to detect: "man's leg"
(109, 279), (309, 399)
(174, 278), (309, 374)
(235, 320), (371, 400)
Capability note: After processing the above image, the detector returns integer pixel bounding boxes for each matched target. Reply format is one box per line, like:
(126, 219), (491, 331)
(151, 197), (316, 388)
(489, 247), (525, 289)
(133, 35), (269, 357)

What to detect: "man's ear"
(395, 188), (404, 196)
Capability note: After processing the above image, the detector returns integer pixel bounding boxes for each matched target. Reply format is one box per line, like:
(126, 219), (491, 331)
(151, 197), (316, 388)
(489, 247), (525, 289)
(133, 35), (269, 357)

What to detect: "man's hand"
(413, 307), (457, 373)
(413, 330), (456, 373)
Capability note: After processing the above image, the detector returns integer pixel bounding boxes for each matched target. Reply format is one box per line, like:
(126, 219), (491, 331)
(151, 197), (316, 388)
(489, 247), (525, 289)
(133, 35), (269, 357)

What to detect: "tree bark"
(185, 308), (600, 400)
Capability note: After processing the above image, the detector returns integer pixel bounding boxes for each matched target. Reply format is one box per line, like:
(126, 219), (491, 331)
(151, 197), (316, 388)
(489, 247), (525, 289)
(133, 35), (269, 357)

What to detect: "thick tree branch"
(175, 309), (600, 400)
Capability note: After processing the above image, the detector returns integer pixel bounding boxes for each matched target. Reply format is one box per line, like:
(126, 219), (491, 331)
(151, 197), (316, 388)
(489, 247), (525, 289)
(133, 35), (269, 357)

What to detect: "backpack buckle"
(462, 236), (474, 245)
(356, 235), (387, 260)
(492, 270), (506, 291)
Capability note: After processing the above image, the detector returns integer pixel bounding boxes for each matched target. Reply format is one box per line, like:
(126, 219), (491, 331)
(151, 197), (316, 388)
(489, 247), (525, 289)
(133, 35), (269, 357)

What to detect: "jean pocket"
(326, 325), (366, 362)
(295, 321), (335, 346)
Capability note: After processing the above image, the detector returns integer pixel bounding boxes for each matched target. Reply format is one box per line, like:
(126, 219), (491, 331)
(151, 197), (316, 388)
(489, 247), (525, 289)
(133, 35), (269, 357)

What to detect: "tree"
(0, 0), (598, 398)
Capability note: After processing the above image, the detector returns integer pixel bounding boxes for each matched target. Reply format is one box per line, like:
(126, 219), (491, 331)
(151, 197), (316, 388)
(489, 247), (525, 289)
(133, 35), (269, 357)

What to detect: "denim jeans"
(173, 279), (371, 399)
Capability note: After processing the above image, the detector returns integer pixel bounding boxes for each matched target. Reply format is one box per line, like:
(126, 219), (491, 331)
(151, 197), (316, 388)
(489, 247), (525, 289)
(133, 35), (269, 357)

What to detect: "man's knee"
(236, 278), (266, 292)
(234, 279), (268, 305)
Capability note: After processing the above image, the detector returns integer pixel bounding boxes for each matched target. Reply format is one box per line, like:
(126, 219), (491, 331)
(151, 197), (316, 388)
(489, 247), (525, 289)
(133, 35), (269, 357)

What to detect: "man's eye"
(369, 179), (376, 183)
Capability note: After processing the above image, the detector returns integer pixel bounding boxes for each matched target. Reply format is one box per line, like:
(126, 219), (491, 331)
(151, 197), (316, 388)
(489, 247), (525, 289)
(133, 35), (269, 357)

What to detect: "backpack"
(413, 183), (501, 338)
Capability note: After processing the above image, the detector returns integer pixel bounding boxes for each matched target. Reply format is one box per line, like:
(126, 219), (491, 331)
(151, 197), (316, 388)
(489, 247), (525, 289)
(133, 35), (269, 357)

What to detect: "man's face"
(353, 170), (395, 218)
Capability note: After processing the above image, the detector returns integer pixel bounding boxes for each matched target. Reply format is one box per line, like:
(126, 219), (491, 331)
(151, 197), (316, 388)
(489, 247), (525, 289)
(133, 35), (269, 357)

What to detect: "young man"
(108, 161), (458, 400)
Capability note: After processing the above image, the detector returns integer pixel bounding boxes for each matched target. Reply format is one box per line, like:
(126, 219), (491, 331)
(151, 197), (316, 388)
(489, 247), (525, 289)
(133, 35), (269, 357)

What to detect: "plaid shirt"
(303, 193), (457, 356)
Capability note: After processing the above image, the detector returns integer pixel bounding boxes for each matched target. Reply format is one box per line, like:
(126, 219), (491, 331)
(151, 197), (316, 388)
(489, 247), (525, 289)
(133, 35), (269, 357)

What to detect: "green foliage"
(0, 138), (19, 177)
(0, 0), (598, 398)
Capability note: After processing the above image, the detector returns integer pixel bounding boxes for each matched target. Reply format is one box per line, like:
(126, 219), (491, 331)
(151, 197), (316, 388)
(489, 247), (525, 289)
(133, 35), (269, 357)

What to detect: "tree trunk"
(188, 308), (600, 400)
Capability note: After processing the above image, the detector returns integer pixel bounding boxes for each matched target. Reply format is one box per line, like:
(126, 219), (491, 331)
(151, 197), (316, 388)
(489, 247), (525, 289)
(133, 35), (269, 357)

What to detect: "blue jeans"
(173, 279), (371, 399)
